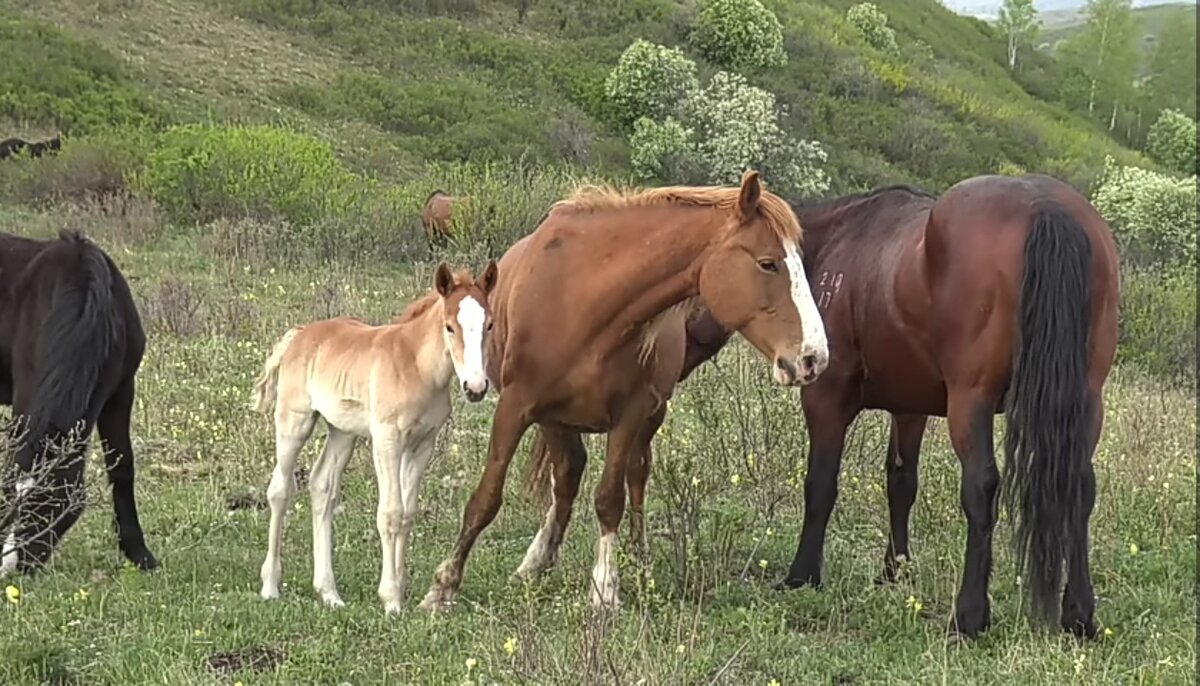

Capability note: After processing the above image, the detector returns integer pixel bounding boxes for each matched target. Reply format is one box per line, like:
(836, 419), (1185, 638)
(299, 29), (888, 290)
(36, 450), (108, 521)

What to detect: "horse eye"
(757, 259), (778, 273)
(445, 325), (454, 334)
(487, 321), (494, 331)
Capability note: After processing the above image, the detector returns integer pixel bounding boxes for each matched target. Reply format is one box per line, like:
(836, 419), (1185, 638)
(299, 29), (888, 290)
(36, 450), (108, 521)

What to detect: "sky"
(946, 0), (1197, 18)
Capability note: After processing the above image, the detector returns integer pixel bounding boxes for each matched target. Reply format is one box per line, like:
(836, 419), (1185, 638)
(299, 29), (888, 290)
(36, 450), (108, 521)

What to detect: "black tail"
(23, 231), (121, 449)
(1002, 206), (1094, 627)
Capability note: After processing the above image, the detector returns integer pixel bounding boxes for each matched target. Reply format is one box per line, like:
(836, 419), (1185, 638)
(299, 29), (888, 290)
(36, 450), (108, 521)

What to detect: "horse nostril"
(800, 354), (817, 374)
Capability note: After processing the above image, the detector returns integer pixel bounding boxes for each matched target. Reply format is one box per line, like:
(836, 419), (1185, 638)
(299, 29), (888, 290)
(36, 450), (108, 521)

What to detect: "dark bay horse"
(681, 174), (1120, 638)
(0, 230), (156, 574)
(419, 171), (829, 612)
(0, 134), (63, 161)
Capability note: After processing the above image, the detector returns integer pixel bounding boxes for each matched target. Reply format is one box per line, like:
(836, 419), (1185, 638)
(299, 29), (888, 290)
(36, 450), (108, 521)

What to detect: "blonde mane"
(391, 269), (475, 324)
(554, 180), (804, 364)
(552, 182), (804, 245)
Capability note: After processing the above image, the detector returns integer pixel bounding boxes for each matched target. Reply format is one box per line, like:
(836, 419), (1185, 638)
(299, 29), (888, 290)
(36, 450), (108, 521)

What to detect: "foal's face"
(436, 261), (499, 401)
(699, 172), (829, 386)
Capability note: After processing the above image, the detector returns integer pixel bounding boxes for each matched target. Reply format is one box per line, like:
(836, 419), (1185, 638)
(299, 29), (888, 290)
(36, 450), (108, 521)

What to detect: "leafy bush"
(1091, 155), (1197, 268)
(629, 117), (704, 183)
(846, 3), (899, 56)
(603, 39), (699, 129)
(0, 15), (164, 133)
(0, 130), (153, 206)
(689, 0), (786, 72)
(1146, 109), (1198, 176)
(683, 72), (829, 198)
(1118, 267), (1196, 386)
(138, 124), (369, 228)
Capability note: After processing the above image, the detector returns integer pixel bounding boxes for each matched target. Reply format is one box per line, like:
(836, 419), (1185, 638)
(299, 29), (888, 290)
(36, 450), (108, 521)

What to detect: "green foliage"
(1117, 267), (1196, 386)
(846, 3), (899, 56)
(0, 14), (165, 133)
(139, 124), (369, 228)
(1056, 0), (1140, 127)
(604, 39), (699, 129)
(1146, 109), (1197, 176)
(683, 71), (829, 198)
(1091, 155), (1197, 268)
(997, 0), (1040, 69)
(1143, 15), (1197, 122)
(689, 0), (786, 72)
(0, 129), (152, 205)
(629, 117), (701, 183)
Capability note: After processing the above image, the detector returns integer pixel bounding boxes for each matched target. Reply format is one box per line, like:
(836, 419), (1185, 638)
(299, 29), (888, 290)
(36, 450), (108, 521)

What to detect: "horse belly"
(858, 334), (947, 416)
(312, 393), (372, 437)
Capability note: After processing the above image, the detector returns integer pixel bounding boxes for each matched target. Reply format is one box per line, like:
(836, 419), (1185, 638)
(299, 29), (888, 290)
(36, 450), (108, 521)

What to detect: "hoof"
(1063, 615), (1099, 640)
(125, 548), (159, 572)
(260, 586), (280, 601)
(319, 592), (346, 609)
(418, 586), (455, 614)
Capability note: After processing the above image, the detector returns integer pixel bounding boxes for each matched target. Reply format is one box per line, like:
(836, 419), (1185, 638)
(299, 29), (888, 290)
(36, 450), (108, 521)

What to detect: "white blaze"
(783, 241), (829, 368)
(454, 296), (488, 393)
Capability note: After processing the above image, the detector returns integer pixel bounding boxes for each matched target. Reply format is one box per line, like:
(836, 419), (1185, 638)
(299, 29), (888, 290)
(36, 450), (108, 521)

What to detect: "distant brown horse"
(0, 133), (62, 161)
(422, 191), (495, 244)
(680, 175), (1120, 638)
(419, 171), (829, 612)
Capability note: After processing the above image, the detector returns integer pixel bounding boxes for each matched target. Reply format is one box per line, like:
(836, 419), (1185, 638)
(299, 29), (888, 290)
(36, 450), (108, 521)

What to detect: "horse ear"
(434, 263), (454, 297)
(477, 260), (499, 295)
(738, 170), (761, 219)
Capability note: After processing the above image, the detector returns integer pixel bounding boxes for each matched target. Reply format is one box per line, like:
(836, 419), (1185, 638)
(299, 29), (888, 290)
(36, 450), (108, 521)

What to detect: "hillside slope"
(6, 0), (1149, 195)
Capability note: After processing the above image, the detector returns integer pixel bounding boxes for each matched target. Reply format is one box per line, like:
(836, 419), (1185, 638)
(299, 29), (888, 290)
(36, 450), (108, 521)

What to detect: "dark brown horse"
(682, 175), (1120, 638)
(0, 230), (156, 575)
(0, 133), (62, 161)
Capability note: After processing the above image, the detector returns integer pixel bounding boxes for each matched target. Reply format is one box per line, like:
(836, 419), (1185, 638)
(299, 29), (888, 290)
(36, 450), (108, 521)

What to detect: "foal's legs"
(513, 427), (586, 580)
(420, 393), (532, 612)
(946, 389), (1000, 637)
(392, 430), (438, 609)
(370, 425), (408, 614)
(309, 426), (356, 608)
(97, 378), (157, 571)
(879, 413), (927, 583)
(260, 408), (316, 600)
(781, 385), (859, 589)
(1060, 391), (1103, 639)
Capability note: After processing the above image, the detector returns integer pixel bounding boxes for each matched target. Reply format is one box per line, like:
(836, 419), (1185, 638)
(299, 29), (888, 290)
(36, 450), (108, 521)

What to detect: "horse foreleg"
(394, 430), (437, 610)
(420, 393), (532, 613)
(780, 386), (856, 589)
(371, 426), (406, 615)
(879, 413), (927, 583)
(625, 406), (666, 560)
(309, 426), (355, 608)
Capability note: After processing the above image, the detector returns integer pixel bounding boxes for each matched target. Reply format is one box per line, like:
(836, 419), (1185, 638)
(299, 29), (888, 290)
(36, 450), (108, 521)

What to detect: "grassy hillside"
(5, 0), (1151, 196)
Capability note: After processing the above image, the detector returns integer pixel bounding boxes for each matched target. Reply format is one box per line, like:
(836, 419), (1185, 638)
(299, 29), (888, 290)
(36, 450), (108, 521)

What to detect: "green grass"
(0, 212), (1194, 685)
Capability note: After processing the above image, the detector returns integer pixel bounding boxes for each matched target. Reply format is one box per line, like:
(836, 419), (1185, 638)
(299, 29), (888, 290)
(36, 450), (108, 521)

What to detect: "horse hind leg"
(1060, 391), (1103, 639)
(513, 427), (586, 580)
(97, 378), (157, 571)
(878, 413), (927, 584)
(259, 408), (316, 601)
(309, 425), (355, 608)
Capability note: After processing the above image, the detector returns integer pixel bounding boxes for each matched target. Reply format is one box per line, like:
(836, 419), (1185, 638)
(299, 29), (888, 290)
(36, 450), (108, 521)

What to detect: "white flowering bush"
(1091, 155), (1197, 267)
(689, 0), (787, 72)
(604, 39), (700, 128)
(629, 117), (703, 182)
(847, 2), (899, 56)
(682, 71), (830, 198)
(1146, 109), (1197, 176)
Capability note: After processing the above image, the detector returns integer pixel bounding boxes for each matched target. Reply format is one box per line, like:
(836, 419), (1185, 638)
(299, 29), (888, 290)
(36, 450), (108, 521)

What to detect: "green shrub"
(683, 72), (830, 198)
(689, 0), (786, 72)
(0, 130), (153, 206)
(604, 39), (699, 129)
(1091, 155), (1197, 268)
(0, 15), (164, 133)
(1117, 267), (1196, 386)
(1146, 109), (1198, 176)
(138, 124), (369, 228)
(846, 3), (899, 56)
(629, 117), (705, 184)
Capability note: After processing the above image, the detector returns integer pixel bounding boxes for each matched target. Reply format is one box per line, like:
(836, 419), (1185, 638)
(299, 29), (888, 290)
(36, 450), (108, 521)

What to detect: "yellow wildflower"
(730, 473), (741, 486)
(465, 657), (477, 671)
(5, 585), (20, 604)
(504, 636), (518, 656)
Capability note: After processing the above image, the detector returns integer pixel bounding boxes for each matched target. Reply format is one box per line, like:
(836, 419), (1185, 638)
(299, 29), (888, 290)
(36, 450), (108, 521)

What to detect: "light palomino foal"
(251, 262), (498, 613)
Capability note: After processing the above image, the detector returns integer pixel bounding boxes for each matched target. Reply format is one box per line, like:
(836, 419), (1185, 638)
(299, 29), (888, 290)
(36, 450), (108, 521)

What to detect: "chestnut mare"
(252, 262), (498, 614)
(422, 191), (493, 244)
(419, 171), (829, 612)
(681, 175), (1120, 638)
